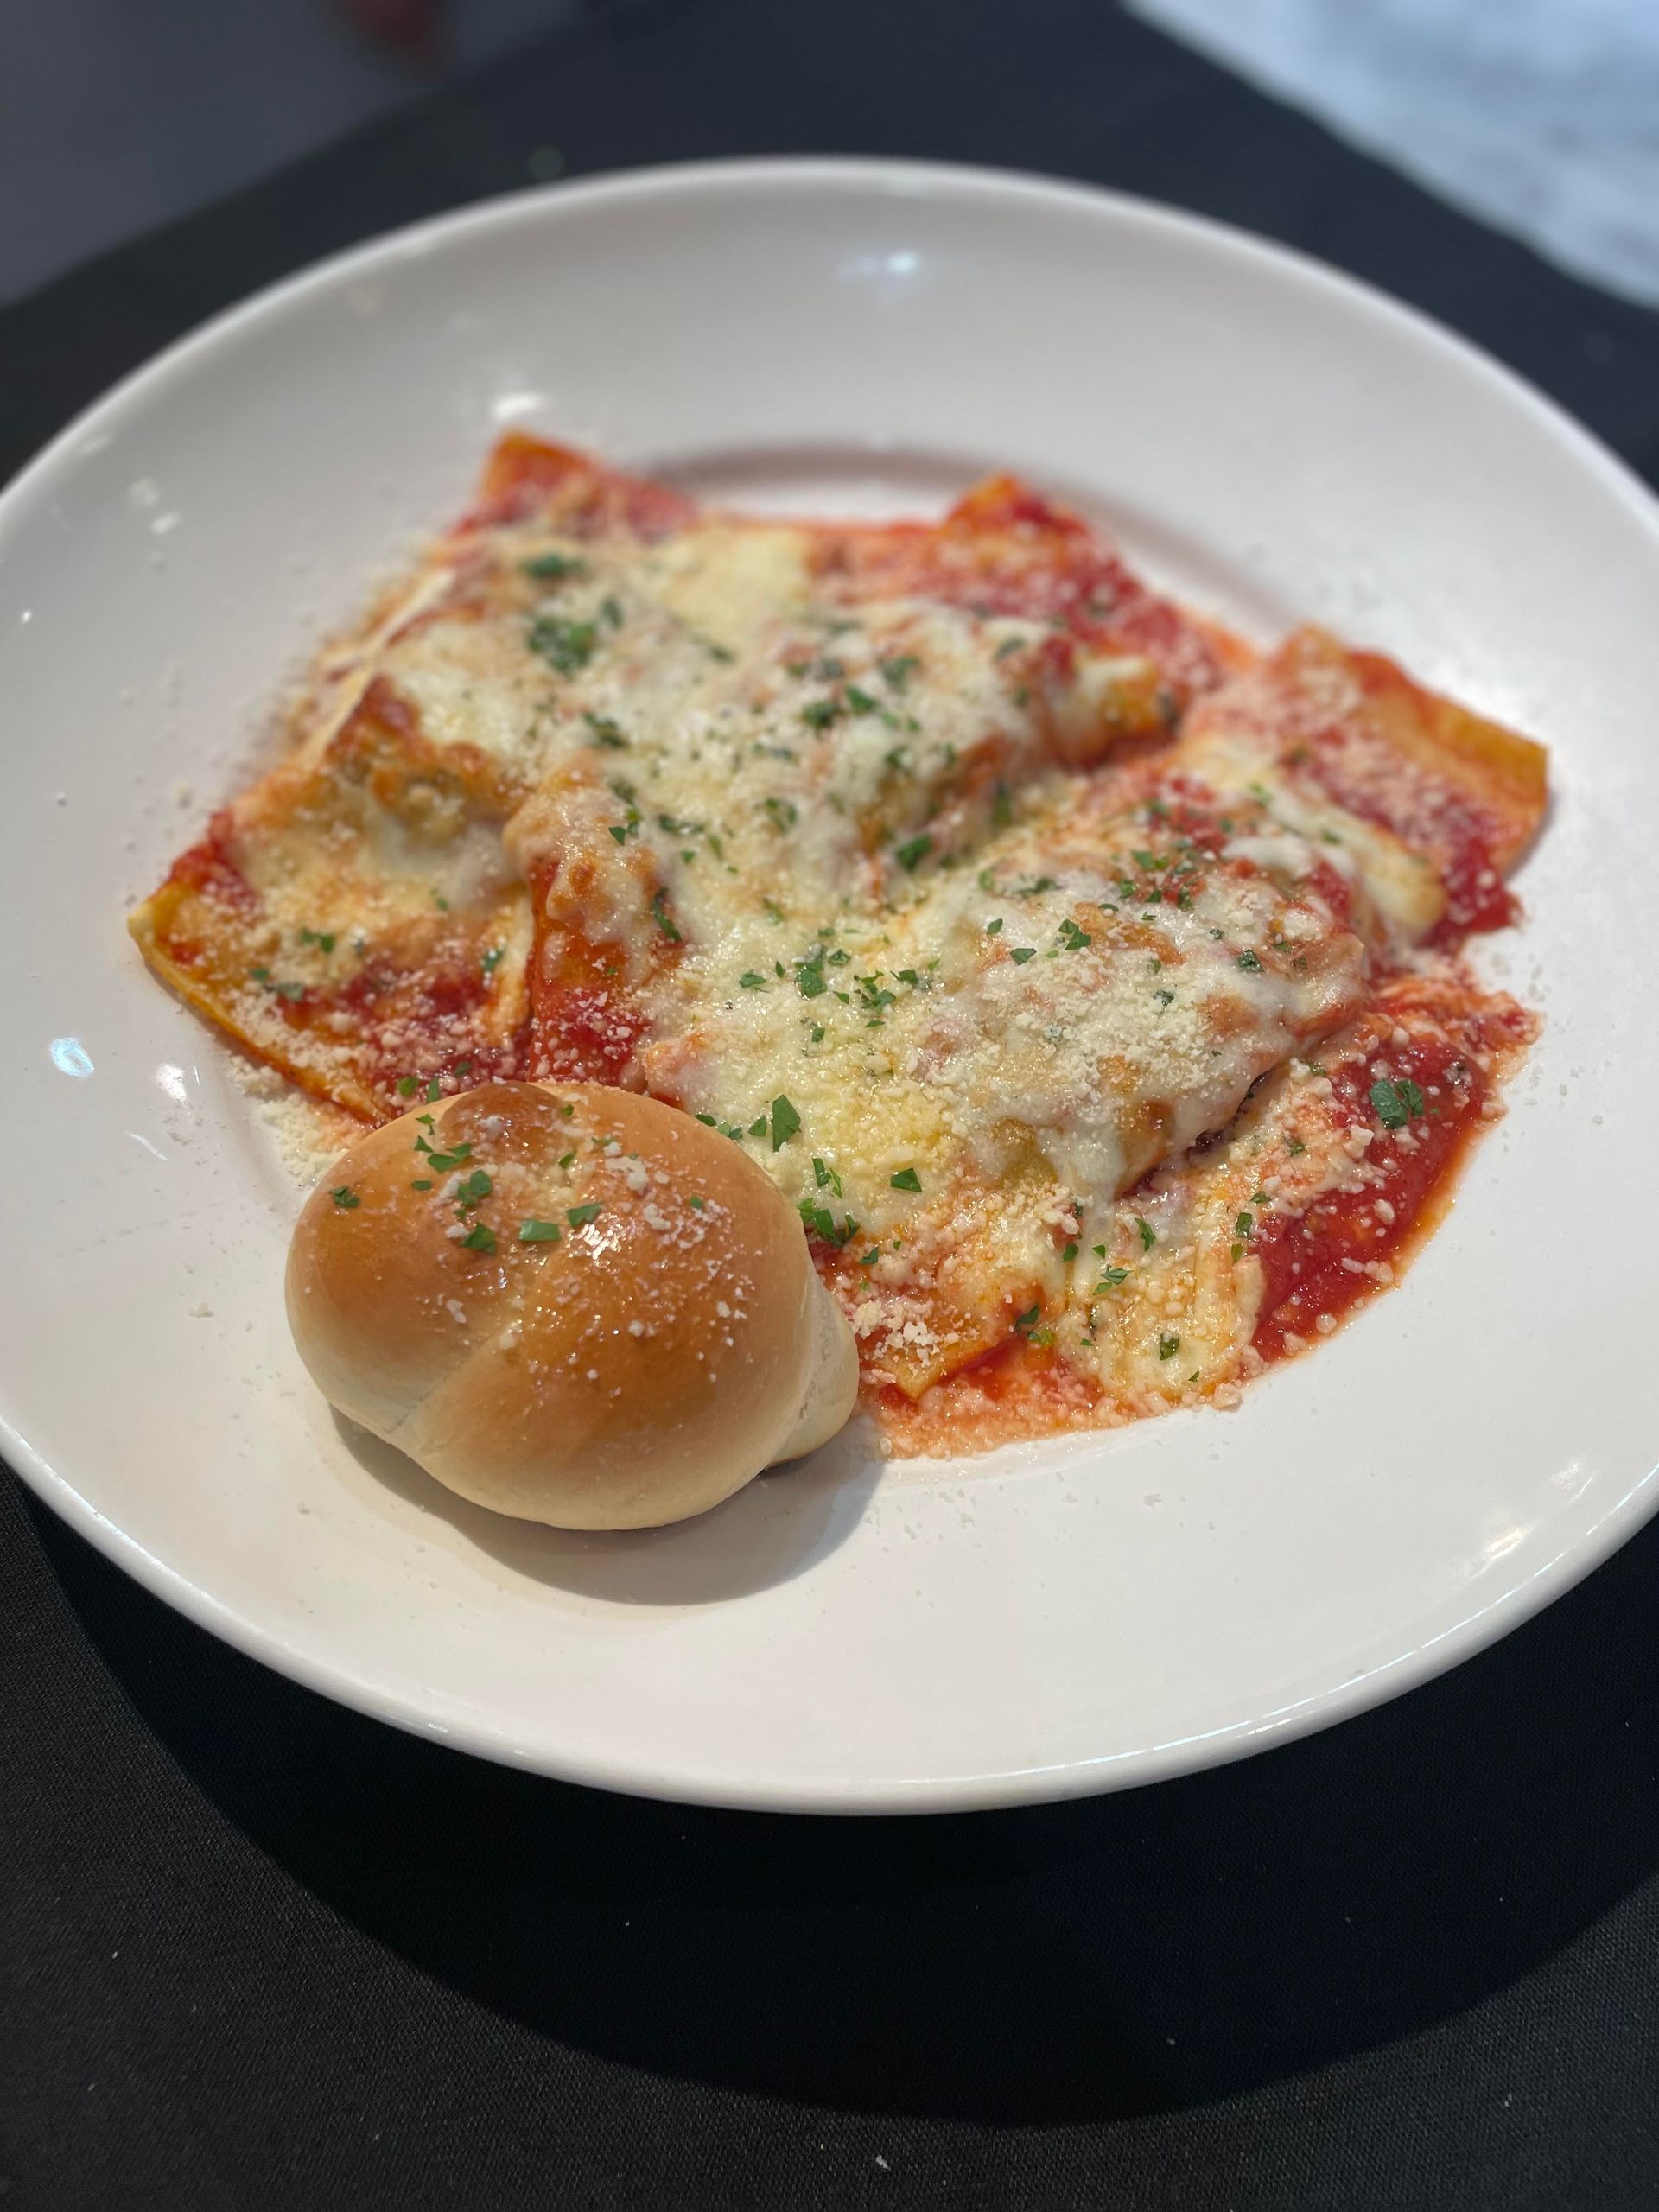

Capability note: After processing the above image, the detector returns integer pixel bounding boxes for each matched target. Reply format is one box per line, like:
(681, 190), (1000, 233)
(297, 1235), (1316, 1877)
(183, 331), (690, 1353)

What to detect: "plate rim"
(6, 153), (1659, 1815)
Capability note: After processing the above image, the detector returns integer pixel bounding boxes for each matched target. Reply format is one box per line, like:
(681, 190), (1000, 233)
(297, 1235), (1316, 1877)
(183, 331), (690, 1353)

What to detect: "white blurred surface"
(1134, 0), (1659, 305)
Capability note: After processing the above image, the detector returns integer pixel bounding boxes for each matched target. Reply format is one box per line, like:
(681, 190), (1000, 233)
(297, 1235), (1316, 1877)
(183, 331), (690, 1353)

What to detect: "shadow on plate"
(330, 1407), (883, 1605)
(22, 1476), (1659, 2126)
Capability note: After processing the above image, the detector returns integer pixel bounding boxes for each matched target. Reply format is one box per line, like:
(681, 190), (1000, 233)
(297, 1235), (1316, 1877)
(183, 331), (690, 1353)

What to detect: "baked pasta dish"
(133, 436), (1547, 1458)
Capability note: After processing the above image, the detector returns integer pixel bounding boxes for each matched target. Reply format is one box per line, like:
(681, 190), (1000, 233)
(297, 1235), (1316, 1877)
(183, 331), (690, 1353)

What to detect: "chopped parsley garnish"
(425, 1077), (442, 1103)
(397, 1077), (418, 1097)
(992, 785), (1014, 830)
(250, 968), (307, 1001)
(796, 958), (827, 999)
(410, 1179), (433, 1192)
(1062, 1242), (1078, 1263)
(424, 1147), (475, 1175)
(582, 710), (629, 749)
(522, 550), (587, 581)
(798, 1201), (859, 1247)
(1235, 1211), (1254, 1237)
(1154, 988), (1175, 1008)
(456, 1168), (493, 1206)
(688, 1195), (705, 1211)
(300, 928), (336, 953)
(738, 971), (768, 990)
(770, 1095), (802, 1151)
(1094, 1268), (1130, 1291)
(566, 1203), (604, 1229)
(527, 613), (600, 675)
(1158, 1333), (1180, 1360)
(1370, 1076), (1424, 1128)
(801, 696), (842, 731)
(330, 1185), (359, 1209)
(813, 1157), (842, 1196)
(894, 833), (932, 871)
(651, 889), (682, 943)
(1135, 1217), (1157, 1251)
(879, 655), (919, 690)
(1058, 918), (1091, 952)
(481, 946), (505, 972)
(1009, 946), (1036, 964)
(890, 1166), (922, 1192)
(461, 1222), (497, 1253)
(764, 797), (798, 832)
(858, 1249), (880, 1266)
(1014, 1304), (1042, 1335)
(985, 918), (1003, 935)
(843, 684), (880, 715)
(697, 635), (734, 663)
(809, 1022), (825, 1042)
(518, 1218), (562, 1243)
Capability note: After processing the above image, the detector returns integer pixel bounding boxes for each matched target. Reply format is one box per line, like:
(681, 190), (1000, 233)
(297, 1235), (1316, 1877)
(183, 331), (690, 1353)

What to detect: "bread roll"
(286, 1081), (858, 1529)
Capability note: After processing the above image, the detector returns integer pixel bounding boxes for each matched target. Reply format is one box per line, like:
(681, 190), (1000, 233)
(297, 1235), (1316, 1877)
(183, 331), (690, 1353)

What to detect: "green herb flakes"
(527, 613), (599, 675)
(522, 550), (587, 581)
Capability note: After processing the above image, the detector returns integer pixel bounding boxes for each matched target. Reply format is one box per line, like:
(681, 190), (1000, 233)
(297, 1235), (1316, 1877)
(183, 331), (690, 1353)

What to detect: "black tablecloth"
(6, 4), (1659, 2205)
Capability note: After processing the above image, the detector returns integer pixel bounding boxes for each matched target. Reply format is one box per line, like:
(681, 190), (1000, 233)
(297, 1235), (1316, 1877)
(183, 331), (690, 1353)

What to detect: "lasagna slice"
(130, 436), (1547, 1452)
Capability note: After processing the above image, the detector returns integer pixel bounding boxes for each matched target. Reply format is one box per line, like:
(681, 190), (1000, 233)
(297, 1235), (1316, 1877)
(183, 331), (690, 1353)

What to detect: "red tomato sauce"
(464, 432), (696, 537)
(1298, 738), (1518, 944)
(162, 811), (259, 921)
(868, 1336), (1108, 1459)
(1250, 997), (1534, 1360)
(806, 480), (1235, 706)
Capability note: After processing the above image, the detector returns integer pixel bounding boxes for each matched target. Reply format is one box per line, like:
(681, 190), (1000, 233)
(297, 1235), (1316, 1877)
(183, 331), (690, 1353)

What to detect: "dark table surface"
(6, 3), (1659, 2206)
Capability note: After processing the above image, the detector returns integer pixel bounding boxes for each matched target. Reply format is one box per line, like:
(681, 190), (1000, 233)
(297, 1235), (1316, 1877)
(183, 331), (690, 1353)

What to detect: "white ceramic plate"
(3, 160), (1656, 1813)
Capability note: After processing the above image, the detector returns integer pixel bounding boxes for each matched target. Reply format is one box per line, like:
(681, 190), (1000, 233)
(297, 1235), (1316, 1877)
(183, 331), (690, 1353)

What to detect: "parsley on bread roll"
(287, 1081), (857, 1529)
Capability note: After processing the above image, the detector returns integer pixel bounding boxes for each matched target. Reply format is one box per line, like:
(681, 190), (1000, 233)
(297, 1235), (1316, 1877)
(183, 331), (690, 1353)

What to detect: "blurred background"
(3, 0), (1657, 308)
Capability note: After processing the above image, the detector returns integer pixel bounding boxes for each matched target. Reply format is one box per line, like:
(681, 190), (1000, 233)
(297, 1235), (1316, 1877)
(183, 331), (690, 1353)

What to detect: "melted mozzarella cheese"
(135, 457), (1539, 1436)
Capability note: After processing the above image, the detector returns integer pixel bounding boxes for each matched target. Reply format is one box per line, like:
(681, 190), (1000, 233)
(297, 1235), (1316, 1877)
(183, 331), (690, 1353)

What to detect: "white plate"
(3, 160), (1656, 1813)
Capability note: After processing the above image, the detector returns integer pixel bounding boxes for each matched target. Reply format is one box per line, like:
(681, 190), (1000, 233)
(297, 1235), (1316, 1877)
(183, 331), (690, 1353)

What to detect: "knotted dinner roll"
(287, 1081), (857, 1528)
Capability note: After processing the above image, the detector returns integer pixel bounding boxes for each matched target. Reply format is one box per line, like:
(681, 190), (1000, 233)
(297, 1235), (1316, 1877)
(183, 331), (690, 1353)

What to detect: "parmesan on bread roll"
(287, 1081), (858, 1529)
